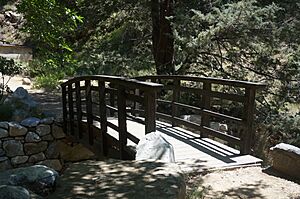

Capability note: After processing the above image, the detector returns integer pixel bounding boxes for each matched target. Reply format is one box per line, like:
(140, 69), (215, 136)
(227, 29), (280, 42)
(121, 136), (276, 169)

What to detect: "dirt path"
(186, 166), (300, 199)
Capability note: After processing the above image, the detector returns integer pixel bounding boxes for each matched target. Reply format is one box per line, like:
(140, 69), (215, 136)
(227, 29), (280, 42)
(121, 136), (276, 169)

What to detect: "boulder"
(0, 165), (59, 196)
(0, 185), (30, 199)
(3, 140), (24, 157)
(8, 122), (27, 136)
(20, 117), (40, 128)
(25, 132), (41, 143)
(136, 131), (175, 162)
(0, 128), (8, 138)
(4, 87), (41, 122)
(36, 124), (51, 136)
(210, 122), (228, 132)
(270, 143), (300, 180)
(181, 114), (201, 124)
(0, 149), (5, 157)
(24, 142), (48, 155)
(62, 160), (186, 199)
(41, 134), (54, 141)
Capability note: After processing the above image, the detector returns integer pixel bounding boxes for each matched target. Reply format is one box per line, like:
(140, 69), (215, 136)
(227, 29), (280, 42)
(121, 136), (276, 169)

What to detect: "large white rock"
(136, 132), (175, 162)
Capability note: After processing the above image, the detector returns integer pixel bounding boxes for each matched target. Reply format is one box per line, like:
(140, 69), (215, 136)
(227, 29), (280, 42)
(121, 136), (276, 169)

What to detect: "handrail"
(135, 75), (267, 154)
(61, 75), (163, 159)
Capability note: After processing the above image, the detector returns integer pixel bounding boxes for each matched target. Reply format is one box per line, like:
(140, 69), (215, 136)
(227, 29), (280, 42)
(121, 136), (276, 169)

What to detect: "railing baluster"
(117, 86), (127, 159)
(68, 84), (75, 136)
(241, 87), (256, 154)
(172, 79), (180, 126)
(85, 80), (93, 145)
(201, 82), (211, 137)
(62, 85), (68, 135)
(75, 81), (82, 139)
(99, 80), (108, 155)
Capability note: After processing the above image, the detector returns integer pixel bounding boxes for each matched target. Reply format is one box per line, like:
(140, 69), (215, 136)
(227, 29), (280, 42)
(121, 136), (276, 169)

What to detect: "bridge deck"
(106, 119), (262, 173)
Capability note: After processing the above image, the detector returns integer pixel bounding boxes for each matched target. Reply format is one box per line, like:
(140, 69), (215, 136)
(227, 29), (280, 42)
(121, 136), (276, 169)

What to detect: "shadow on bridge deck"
(106, 119), (262, 173)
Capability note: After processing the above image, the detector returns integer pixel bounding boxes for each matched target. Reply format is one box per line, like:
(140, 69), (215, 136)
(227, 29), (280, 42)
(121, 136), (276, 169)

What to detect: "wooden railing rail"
(61, 75), (162, 158)
(135, 75), (266, 154)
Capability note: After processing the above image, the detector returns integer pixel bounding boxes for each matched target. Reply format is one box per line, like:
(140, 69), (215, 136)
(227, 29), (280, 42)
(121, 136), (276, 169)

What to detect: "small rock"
(52, 125), (65, 139)
(0, 149), (5, 157)
(3, 140), (24, 157)
(0, 159), (12, 171)
(0, 128), (8, 138)
(0, 185), (30, 199)
(136, 132), (175, 162)
(0, 157), (8, 162)
(45, 142), (59, 159)
(9, 122), (27, 137)
(36, 124), (51, 136)
(22, 78), (32, 85)
(41, 134), (54, 141)
(24, 142), (48, 155)
(25, 132), (41, 143)
(38, 159), (63, 171)
(0, 122), (8, 130)
(28, 152), (46, 163)
(11, 156), (29, 166)
(20, 117), (40, 128)
(40, 117), (54, 125)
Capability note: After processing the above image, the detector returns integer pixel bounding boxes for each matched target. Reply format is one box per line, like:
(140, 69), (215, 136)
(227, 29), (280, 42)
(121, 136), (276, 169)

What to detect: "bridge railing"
(135, 75), (266, 154)
(61, 75), (162, 158)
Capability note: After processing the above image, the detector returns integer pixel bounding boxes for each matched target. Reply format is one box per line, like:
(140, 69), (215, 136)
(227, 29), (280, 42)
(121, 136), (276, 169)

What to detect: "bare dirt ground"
(186, 166), (300, 199)
(5, 75), (300, 199)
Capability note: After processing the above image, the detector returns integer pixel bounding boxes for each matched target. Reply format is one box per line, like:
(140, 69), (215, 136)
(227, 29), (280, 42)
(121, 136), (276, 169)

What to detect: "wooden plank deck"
(106, 118), (262, 173)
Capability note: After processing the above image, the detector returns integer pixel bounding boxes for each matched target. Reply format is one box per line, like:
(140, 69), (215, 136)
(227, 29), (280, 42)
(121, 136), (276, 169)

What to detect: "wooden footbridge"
(61, 75), (266, 172)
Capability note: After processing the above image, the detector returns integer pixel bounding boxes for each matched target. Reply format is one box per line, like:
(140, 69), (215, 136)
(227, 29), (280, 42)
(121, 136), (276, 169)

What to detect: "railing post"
(75, 81), (82, 139)
(241, 87), (256, 154)
(109, 84), (115, 117)
(98, 80), (108, 156)
(85, 80), (94, 145)
(62, 85), (68, 135)
(117, 86), (127, 159)
(172, 79), (180, 126)
(145, 90), (157, 134)
(201, 82), (211, 137)
(68, 84), (75, 136)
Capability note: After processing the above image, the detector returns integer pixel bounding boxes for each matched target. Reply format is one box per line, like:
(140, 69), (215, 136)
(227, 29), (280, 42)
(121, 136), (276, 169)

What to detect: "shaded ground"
(186, 166), (300, 199)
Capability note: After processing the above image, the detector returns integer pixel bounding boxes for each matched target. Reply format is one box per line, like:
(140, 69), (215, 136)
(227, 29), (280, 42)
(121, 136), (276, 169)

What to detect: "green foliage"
(0, 103), (13, 121)
(17, 0), (83, 85)
(0, 56), (21, 104)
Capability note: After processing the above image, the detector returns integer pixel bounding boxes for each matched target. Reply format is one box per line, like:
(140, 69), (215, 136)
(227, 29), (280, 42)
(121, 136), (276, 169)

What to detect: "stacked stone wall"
(0, 118), (66, 171)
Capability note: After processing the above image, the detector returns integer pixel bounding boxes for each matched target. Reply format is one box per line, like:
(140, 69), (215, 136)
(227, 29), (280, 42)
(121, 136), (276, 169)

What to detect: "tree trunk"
(151, 0), (175, 75)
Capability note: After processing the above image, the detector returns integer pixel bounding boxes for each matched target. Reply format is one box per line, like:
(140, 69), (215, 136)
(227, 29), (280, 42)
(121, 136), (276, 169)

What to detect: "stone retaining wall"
(0, 118), (66, 171)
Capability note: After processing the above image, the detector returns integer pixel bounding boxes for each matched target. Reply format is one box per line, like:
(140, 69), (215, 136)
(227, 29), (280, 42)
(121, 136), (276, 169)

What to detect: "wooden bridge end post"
(172, 79), (180, 127)
(144, 90), (157, 134)
(201, 82), (212, 137)
(117, 86), (127, 159)
(62, 85), (68, 135)
(241, 87), (256, 155)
